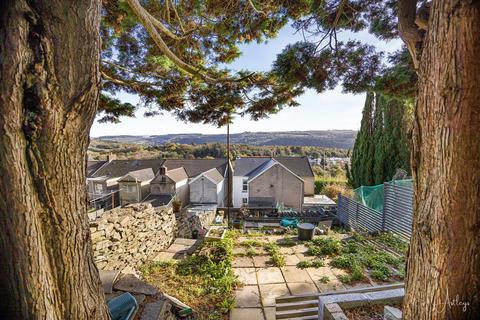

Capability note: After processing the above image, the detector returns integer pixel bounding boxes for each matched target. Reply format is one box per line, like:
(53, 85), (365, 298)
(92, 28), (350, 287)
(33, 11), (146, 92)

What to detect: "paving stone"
(287, 282), (319, 295)
(153, 251), (176, 261)
(256, 267), (285, 284)
(233, 256), (254, 268)
(259, 283), (290, 306)
(306, 267), (334, 282)
(173, 238), (197, 246)
(263, 307), (276, 320)
(291, 244), (308, 254)
(295, 253), (315, 261)
(234, 267), (258, 285)
(165, 244), (189, 254)
(345, 282), (373, 290)
(99, 270), (120, 294)
(253, 255), (272, 268)
(281, 266), (313, 283)
(230, 308), (264, 320)
(113, 274), (159, 295)
(317, 282), (346, 293)
(278, 246), (294, 255)
(234, 285), (261, 307)
(284, 254), (300, 266)
(233, 247), (247, 255)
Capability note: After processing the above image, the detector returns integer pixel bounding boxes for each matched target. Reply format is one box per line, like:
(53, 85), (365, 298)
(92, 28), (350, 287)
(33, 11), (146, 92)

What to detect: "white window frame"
(242, 179), (248, 193)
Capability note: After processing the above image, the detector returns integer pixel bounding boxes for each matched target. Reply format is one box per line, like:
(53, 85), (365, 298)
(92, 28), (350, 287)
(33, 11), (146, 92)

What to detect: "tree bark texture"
(404, 1), (480, 319)
(0, 0), (109, 319)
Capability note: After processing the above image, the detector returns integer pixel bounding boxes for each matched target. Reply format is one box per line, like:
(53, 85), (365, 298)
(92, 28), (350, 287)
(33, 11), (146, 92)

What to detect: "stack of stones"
(90, 203), (176, 272)
(175, 208), (216, 238)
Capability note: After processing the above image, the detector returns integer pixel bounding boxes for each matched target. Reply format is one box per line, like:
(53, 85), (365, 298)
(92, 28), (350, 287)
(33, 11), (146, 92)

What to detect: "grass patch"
(318, 276), (330, 284)
(278, 237), (297, 247)
(141, 235), (239, 319)
(376, 232), (408, 254)
(264, 243), (285, 267)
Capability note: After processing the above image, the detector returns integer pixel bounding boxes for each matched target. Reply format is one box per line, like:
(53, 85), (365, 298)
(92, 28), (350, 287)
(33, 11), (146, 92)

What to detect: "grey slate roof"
(200, 168), (224, 184)
(118, 168), (155, 182)
(234, 157), (314, 178)
(151, 167), (188, 183)
(162, 159), (228, 178)
(91, 158), (228, 180)
(275, 157), (314, 177)
(92, 159), (164, 178)
(87, 160), (107, 178)
(143, 194), (172, 207)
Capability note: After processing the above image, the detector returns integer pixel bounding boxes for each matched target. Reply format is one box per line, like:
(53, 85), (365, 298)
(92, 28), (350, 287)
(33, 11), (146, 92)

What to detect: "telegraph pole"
(226, 123), (231, 227)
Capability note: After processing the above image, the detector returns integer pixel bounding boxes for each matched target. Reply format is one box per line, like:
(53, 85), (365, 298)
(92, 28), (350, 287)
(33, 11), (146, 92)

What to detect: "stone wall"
(176, 207), (216, 238)
(90, 203), (175, 272)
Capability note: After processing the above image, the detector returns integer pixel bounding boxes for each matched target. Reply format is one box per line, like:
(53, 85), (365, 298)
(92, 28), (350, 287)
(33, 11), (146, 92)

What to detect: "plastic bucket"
(297, 223), (315, 241)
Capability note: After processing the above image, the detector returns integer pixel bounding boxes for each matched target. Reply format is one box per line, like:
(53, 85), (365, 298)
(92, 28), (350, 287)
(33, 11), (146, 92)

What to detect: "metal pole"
(227, 123), (231, 227)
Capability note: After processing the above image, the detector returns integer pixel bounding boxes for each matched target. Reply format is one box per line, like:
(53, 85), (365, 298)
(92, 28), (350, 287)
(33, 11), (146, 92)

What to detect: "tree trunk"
(404, 1), (480, 319)
(0, 0), (109, 319)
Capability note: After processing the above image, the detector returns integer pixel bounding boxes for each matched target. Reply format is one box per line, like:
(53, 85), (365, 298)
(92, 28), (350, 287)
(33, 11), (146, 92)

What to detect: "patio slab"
(233, 256), (254, 268)
(259, 283), (290, 306)
(281, 266), (313, 283)
(253, 255), (272, 268)
(234, 285), (261, 308)
(256, 267), (285, 284)
(284, 254), (300, 266)
(233, 247), (247, 255)
(234, 267), (258, 285)
(287, 282), (319, 295)
(230, 308), (264, 320)
(264, 307), (276, 320)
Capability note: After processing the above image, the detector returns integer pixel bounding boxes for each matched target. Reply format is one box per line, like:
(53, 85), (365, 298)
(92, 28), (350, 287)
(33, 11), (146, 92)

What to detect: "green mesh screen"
(353, 179), (412, 212)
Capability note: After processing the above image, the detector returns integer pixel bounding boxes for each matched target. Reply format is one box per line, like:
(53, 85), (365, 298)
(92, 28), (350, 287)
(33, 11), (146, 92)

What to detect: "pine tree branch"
(247, 0), (266, 16)
(397, 0), (422, 69)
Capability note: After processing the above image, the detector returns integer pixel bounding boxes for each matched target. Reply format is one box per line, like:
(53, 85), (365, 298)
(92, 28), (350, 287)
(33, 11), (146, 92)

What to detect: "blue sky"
(90, 25), (402, 137)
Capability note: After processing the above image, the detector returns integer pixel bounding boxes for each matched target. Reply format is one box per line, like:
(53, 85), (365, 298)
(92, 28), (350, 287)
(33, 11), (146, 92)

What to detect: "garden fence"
(337, 182), (413, 240)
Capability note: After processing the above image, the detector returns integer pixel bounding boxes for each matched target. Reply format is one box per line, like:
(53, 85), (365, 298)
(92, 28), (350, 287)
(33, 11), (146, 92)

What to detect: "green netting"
(353, 179), (412, 212)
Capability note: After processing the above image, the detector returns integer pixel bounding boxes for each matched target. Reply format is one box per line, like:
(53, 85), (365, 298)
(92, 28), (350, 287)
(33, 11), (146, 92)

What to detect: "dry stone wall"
(90, 203), (175, 272)
(176, 208), (216, 238)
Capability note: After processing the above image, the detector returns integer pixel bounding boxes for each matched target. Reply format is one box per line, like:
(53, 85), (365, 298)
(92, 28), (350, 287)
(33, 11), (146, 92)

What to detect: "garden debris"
(113, 274), (159, 296)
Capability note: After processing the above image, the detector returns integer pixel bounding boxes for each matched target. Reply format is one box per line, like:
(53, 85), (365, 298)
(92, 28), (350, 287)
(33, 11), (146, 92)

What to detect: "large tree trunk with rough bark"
(0, 0), (109, 319)
(404, 1), (480, 319)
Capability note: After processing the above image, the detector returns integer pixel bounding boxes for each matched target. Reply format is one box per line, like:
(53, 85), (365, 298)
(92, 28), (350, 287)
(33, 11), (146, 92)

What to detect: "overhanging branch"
(398, 0), (422, 69)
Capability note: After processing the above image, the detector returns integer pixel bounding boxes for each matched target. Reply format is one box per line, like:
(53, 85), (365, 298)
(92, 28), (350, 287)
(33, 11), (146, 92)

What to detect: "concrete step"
(276, 299), (318, 311)
(276, 307), (318, 319)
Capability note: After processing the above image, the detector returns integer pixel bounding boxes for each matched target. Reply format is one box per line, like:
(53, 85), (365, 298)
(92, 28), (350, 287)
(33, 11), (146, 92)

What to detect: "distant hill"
(95, 130), (357, 149)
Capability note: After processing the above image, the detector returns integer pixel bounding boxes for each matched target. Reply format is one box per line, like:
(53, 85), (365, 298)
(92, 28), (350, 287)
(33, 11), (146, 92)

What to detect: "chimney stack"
(160, 166), (167, 175)
(106, 153), (116, 162)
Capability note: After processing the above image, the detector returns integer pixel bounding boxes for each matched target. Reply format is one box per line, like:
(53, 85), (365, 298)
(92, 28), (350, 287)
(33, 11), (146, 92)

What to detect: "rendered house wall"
(248, 165), (304, 210)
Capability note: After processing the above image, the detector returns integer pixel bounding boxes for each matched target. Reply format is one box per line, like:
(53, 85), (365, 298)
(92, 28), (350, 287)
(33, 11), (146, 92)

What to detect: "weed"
(318, 276), (330, 283)
(278, 237), (297, 247)
(296, 259), (325, 269)
(307, 237), (341, 256)
(141, 233), (239, 319)
(264, 243), (285, 267)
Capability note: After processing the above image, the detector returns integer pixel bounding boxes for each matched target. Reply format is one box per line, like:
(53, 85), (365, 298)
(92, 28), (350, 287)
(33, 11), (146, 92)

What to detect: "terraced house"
(86, 158), (229, 210)
(232, 157), (314, 211)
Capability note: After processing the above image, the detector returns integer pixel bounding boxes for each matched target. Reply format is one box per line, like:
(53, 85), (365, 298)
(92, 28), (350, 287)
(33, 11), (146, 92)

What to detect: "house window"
(242, 179), (248, 192)
(242, 197), (248, 204)
(94, 183), (103, 194)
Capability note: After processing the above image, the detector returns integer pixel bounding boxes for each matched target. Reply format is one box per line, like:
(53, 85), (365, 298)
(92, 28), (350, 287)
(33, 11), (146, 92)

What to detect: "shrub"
(323, 183), (353, 201)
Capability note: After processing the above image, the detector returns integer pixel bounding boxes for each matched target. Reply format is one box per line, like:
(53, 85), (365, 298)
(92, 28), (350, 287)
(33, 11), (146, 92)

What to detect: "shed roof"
(87, 160), (107, 178)
(151, 167), (188, 183)
(118, 168), (155, 182)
